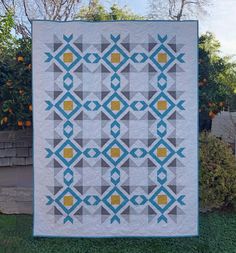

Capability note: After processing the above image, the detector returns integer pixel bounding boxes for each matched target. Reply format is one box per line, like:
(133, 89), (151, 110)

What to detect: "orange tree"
(0, 14), (32, 130)
(199, 32), (236, 131)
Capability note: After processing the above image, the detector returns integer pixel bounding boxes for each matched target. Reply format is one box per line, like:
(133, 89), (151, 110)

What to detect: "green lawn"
(0, 213), (235, 253)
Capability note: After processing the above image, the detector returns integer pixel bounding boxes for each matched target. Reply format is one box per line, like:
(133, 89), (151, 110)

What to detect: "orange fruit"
(8, 108), (13, 113)
(219, 102), (224, 107)
(209, 111), (216, 119)
(29, 105), (32, 111)
(6, 80), (13, 87)
(17, 120), (23, 127)
(3, 117), (8, 123)
(25, 120), (31, 127)
(198, 81), (204, 86)
(19, 89), (24, 95)
(17, 56), (24, 62)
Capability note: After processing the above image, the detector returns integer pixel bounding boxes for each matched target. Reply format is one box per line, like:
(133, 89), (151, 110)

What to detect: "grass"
(0, 213), (235, 253)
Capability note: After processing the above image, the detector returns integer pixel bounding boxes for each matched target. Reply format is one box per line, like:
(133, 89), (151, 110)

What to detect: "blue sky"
(91, 0), (236, 57)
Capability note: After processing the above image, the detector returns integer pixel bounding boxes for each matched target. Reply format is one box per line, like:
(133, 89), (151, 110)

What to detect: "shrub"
(200, 132), (236, 210)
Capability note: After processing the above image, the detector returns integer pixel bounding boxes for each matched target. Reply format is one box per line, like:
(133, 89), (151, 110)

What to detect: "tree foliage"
(199, 32), (236, 127)
(76, 0), (143, 21)
(0, 13), (31, 129)
(0, 11), (16, 54)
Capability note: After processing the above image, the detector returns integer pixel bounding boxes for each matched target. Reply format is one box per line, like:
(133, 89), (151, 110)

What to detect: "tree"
(0, 13), (32, 129)
(148, 0), (210, 20)
(0, 0), (81, 37)
(76, 0), (143, 21)
(199, 32), (236, 131)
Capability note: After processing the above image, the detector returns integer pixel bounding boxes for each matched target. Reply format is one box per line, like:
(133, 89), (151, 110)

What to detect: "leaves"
(76, 0), (143, 21)
(0, 33), (32, 130)
(199, 32), (236, 117)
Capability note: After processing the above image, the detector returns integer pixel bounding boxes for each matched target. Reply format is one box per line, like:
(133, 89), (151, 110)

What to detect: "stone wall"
(0, 129), (33, 214)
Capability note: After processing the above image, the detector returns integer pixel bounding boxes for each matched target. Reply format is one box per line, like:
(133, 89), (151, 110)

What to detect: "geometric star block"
(63, 52), (73, 63)
(157, 100), (167, 110)
(110, 147), (120, 157)
(63, 101), (73, 111)
(157, 53), (167, 63)
(63, 196), (74, 206)
(111, 101), (120, 111)
(156, 148), (167, 157)
(111, 195), (121, 205)
(111, 53), (121, 63)
(63, 148), (73, 158)
(157, 195), (168, 205)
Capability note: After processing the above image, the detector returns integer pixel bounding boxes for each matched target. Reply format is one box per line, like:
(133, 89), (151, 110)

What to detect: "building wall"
(211, 111), (236, 154)
(0, 129), (33, 214)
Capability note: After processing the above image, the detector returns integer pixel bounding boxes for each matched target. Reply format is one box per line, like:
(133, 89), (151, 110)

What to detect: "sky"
(93, 0), (236, 57)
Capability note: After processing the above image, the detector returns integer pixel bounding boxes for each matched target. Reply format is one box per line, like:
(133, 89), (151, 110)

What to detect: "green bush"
(200, 132), (236, 210)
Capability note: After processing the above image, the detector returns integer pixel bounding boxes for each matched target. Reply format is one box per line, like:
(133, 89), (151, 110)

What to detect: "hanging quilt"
(33, 20), (198, 237)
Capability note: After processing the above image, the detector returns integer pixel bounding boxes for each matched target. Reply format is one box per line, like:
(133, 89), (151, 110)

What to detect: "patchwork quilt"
(33, 21), (198, 237)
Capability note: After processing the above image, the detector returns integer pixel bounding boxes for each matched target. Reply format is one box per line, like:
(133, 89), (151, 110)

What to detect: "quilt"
(33, 20), (198, 237)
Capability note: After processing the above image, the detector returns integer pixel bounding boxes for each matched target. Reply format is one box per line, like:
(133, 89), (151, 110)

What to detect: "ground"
(0, 212), (236, 253)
